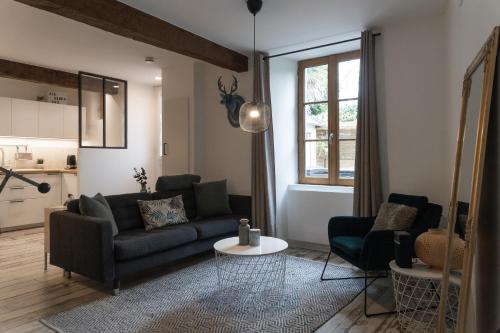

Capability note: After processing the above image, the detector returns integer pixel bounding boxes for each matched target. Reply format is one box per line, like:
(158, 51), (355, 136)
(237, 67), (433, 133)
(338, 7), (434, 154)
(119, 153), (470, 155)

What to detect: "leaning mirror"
(437, 27), (500, 333)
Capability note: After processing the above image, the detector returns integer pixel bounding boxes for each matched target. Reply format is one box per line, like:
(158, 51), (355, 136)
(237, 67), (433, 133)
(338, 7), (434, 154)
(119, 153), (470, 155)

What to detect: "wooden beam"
(14, 0), (249, 72)
(0, 59), (78, 89)
(0, 58), (118, 94)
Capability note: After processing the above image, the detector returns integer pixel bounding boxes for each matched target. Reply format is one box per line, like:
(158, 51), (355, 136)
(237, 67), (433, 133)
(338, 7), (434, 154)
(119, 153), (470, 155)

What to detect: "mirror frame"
(437, 27), (499, 333)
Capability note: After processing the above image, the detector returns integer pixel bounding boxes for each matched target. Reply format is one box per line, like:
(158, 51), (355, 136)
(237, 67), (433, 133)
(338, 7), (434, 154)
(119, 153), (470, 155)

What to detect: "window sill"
(288, 184), (354, 194)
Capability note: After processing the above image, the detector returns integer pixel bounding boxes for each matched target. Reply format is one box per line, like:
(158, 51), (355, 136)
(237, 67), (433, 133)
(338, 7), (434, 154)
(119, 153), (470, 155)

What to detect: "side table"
(44, 206), (66, 270)
(389, 260), (461, 333)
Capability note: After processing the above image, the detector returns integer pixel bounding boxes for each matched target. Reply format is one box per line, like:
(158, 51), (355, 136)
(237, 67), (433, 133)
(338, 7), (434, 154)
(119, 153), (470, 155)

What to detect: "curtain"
(251, 52), (277, 236)
(353, 30), (383, 217)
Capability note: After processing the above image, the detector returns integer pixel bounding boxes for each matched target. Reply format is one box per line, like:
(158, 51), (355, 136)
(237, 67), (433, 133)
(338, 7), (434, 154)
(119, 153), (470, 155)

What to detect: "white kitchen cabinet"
(0, 198), (46, 229)
(62, 172), (79, 202)
(12, 99), (38, 137)
(0, 173), (63, 231)
(63, 105), (79, 139)
(39, 102), (64, 138)
(0, 97), (12, 136)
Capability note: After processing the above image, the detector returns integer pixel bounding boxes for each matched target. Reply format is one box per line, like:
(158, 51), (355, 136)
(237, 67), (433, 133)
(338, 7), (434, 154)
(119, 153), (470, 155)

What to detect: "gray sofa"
(50, 175), (251, 294)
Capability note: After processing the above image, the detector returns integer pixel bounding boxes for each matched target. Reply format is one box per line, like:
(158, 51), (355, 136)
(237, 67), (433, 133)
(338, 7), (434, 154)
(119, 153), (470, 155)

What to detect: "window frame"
(298, 50), (360, 186)
(78, 71), (128, 149)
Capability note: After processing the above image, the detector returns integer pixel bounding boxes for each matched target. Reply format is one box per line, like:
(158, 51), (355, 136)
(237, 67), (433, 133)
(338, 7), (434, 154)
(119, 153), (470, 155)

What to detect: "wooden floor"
(0, 228), (400, 333)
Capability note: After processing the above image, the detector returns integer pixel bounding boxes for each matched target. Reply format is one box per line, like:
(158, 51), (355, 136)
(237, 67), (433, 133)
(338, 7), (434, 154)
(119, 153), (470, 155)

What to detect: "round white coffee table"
(213, 236), (288, 296)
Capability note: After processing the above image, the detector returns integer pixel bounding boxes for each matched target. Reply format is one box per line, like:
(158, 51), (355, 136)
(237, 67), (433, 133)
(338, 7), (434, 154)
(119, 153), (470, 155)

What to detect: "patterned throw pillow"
(372, 202), (418, 231)
(138, 196), (189, 231)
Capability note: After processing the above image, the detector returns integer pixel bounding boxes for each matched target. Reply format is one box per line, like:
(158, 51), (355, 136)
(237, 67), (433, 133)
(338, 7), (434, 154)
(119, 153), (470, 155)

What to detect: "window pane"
(305, 64), (328, 102)
(80, 74), (104, 147)
(339, 100), (357, 140)
(338, 59), (360, 100)
(305, 103), (328, 140)
(339, 140), (355, 179)
(305, 141), (329, 178)
(105, 80), (126, 147)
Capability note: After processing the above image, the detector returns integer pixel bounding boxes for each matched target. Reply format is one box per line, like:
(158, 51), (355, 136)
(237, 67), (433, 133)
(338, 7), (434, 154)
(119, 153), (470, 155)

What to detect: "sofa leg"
(63, 269), (71, 279)
(112, 279), (120, 296)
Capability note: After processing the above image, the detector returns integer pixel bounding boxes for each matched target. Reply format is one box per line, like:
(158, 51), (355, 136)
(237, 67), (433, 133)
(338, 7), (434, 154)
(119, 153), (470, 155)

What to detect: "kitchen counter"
(0, 168), (78, 175)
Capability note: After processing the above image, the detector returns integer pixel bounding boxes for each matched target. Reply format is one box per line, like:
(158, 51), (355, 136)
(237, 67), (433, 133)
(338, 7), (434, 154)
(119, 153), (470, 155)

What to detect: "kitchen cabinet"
(0, 97), (12, 136)
(0, 173), (63, 231)
(39, 102), (64, 138)
(0, 98), (80, 140)
(63, 105), (79, 139)
(11, 99), (38, 137)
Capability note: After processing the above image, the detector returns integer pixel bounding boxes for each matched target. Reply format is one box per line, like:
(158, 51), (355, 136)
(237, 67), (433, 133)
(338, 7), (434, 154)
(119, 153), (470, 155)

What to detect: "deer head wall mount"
(218, 75), (245, 128)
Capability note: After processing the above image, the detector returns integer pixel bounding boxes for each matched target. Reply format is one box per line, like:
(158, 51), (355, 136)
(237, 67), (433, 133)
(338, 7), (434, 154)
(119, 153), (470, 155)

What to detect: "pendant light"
(239, 0), (271, 133)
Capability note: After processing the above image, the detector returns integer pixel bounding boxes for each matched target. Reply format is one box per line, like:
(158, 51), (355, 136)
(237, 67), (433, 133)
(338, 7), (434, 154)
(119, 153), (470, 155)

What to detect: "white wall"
(192, 62), (253, 195)
(79, 82), (160, 195)
(376, 14), (448, 208)
(270, 58), (298, 239)
(162, 58), (196, 174)
(287, 186), (353, 245)
(277, 15), (448, 245)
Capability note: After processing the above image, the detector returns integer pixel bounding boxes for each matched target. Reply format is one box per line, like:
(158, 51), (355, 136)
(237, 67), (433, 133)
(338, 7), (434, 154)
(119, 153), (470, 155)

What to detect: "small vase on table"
(239, 219), (250, 245)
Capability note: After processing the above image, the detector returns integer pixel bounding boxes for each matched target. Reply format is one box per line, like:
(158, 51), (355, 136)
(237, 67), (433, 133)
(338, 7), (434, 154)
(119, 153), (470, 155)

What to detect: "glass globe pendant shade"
(239, 101), (271, 133)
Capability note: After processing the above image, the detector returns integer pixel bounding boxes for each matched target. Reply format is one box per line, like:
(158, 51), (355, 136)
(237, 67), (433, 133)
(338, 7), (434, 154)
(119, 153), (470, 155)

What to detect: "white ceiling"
(0, 1), (189, 86)
(119, 0), (447, 54)
(0, 0), (446, 86)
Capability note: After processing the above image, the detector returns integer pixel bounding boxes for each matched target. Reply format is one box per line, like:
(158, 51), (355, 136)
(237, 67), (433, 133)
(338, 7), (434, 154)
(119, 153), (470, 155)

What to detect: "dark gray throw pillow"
(79, 193), (119, 236)
(193, 180), (232, 218)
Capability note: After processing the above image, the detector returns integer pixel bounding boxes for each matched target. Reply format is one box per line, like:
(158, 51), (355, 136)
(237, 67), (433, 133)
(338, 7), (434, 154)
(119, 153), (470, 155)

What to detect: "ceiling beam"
(0, 58), (78, 89)
(14, 0), (249, 72)
(0, 58), (118, 94)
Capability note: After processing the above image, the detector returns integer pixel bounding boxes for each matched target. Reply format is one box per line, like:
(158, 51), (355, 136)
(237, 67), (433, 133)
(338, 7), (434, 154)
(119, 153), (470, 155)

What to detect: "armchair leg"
(321, 252), (396, 317)
(321, 251), (380, 281)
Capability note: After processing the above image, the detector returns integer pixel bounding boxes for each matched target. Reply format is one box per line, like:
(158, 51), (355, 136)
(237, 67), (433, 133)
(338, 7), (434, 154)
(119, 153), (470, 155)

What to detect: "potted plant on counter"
(35, 158), (45, 169)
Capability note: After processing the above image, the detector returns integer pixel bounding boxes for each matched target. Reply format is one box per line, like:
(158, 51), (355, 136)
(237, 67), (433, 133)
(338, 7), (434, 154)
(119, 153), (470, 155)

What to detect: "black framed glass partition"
(78, 72), (127, 148)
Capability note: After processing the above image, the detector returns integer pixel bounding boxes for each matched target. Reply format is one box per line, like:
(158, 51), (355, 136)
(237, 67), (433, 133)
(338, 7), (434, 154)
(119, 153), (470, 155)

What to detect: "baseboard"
(0, 222), (43, 233)
(287, 239), (330, 252)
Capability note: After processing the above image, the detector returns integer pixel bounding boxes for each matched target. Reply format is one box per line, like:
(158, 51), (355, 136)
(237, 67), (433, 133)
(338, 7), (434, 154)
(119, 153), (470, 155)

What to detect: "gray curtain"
(251, 52), (277, 236)
(353, 30), (383, 217)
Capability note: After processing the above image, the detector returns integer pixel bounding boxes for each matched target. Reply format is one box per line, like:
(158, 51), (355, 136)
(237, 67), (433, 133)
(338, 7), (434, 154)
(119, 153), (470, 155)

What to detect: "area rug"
(41, 256), (364, 333)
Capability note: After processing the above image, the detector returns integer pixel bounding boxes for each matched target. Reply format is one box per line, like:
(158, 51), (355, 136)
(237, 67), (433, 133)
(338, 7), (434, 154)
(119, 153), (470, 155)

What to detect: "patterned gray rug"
(41, 256), (364, 333)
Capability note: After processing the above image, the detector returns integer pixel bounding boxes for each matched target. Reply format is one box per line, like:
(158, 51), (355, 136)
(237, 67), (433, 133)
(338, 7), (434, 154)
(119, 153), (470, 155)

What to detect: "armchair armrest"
(359, 230), (395, 271)
(50, 211), (115, 283)
(328, 216), (376, 239)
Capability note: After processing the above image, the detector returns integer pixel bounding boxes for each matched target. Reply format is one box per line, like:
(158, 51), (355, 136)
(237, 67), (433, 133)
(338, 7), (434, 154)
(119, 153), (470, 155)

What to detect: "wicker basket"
(415, 229), (465, 269)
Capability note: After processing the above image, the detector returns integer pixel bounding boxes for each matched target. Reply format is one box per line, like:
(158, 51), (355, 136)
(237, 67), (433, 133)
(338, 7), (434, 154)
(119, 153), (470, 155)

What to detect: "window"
(78, 72), (128, 149)
(298, 51), (360, 186)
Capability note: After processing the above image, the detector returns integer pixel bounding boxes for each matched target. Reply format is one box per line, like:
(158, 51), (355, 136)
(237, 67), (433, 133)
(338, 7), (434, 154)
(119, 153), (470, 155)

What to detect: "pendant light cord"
(253, 14), (256, 70)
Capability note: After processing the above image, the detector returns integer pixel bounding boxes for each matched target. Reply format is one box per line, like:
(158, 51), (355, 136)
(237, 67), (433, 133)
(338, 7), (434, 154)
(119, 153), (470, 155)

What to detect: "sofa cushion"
(190, 216), (239, 240)
(155, 174), (201, 191)
(154, 175), (201, 220)
(79, 193), (119, 236)
(114, 225), (197, 261)
(331, 236), (364, 259)
(138, 196), (189, 231)
(372, 202), (418, 231)
(193, 180), (232, 218)
(106, 193), (154, 231)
